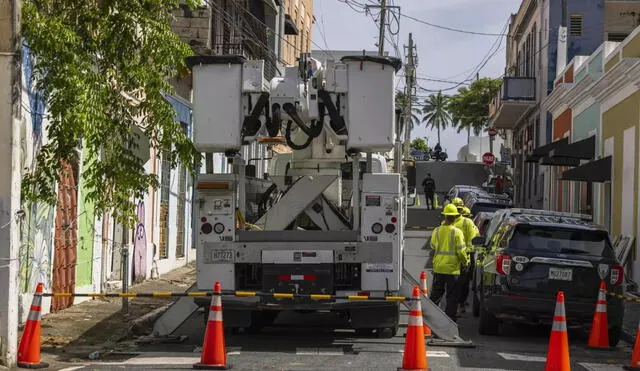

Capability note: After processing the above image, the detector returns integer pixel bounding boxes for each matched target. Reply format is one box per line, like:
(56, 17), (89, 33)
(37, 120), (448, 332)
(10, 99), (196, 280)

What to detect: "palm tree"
(422, 91), (452, 145)
(395, 92), (423, 156)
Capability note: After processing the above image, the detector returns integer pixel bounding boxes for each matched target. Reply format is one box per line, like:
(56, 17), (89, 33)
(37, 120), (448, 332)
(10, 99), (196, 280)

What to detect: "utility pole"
(377, 0), (387, 56)
(366, 0), (401, 171)
(0, 0), (23, 367)
(402, 33), (417, 160)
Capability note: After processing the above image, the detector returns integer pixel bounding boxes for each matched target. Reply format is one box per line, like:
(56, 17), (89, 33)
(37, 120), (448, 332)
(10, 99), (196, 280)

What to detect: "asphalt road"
(57, 230), (635, 370)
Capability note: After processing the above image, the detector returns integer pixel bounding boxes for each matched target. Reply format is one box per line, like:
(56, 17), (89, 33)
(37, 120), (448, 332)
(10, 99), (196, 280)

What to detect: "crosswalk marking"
(396, 350), (450, 358)
(497, 352), (546, 362)
(296, 347), (345, 355)
(578, 363), (625, 370)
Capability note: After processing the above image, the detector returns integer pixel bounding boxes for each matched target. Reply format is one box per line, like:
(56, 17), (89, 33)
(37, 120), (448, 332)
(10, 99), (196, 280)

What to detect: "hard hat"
(462, 207), (472, 217)
(452, 197), (464, 207)
(442, 204), (460, 216)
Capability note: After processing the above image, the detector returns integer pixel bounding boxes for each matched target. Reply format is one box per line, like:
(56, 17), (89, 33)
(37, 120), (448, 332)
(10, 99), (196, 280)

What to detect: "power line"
(401, 13), (510, 37)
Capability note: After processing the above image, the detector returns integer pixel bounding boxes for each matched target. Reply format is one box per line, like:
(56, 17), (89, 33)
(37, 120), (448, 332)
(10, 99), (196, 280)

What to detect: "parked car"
(444, 185), (487, 204)
(463, 192), (512, 215)
(471, 208), (624, 344)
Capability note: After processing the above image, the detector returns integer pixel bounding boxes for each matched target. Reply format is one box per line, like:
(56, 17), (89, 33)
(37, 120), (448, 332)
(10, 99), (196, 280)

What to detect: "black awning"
(284, 14), (299, 35)
(560, 156), (612, 183)
(525, 137), (569, 162)
(549, 135), (595, 160)
(538, 156), (580, 167)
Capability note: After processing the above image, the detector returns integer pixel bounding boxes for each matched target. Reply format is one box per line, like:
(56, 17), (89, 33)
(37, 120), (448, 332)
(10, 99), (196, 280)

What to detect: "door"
(51, 161), (78, 312)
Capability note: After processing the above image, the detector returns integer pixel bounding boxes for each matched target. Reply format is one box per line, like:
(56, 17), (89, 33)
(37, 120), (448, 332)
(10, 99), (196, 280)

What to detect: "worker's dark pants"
(430, 273), (460, 322)
(458, 255), (475, 306)
(425, 191), (435, 209)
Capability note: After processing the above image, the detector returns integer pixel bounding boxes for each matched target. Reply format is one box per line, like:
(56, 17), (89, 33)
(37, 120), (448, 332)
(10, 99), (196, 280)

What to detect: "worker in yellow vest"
(429, 204), (469, 321)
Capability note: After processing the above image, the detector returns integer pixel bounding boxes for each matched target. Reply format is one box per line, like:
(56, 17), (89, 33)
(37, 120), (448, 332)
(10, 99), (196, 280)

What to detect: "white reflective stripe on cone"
(554, 301), (566, 317)
(208, 310), (223, 322)
(27, 309), (41, 321)
(408, 313), (424, 327)
(32, 295), (42, 306)
(552, 319), (567, 332)
(595, 303), (607, 312)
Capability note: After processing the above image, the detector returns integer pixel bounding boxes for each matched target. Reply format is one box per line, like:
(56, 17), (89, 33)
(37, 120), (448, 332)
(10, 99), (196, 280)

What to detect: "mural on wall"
(19, 43), (55, 295)
(133, 200), (148, 283)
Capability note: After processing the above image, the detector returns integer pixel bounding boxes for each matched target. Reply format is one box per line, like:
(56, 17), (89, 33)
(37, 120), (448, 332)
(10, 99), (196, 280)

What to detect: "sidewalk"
(30, 263), (195, 364)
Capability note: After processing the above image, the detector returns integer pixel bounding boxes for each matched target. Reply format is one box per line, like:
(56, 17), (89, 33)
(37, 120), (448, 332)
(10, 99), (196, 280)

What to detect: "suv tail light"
(496, 254), (511, 275)
(610, 265), (624, 286)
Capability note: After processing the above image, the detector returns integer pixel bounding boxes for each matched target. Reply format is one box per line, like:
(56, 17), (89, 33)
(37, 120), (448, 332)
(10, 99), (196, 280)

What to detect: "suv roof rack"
(507, 208), (593, 221)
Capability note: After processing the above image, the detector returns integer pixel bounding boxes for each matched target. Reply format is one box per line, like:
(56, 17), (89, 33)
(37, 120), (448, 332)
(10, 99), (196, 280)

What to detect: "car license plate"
(549, 267), (572, 281)
(211, 249), (234, 263)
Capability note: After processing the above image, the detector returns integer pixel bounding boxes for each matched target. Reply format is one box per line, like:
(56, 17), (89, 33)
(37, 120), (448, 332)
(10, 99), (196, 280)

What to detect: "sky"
(311, 0), (521, 158)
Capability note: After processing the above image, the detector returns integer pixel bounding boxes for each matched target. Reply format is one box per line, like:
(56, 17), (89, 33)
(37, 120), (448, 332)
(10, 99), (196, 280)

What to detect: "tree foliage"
(410, 138), (429, 152)
(448, 78), (502, 137)
(421, 91), (451, 144)
(21, 0), (200, 226)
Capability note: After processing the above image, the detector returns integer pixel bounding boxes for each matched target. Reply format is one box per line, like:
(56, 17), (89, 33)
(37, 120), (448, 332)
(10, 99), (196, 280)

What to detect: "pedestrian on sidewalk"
(422, 173), (436, 210)
(429, 204), (469, 322)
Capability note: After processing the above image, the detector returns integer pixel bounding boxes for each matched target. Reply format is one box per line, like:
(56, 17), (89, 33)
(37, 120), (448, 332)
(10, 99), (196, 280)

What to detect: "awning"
(525, 137), (569, 162)
(284, 14), (299, 35)
(538, 156), (580, 167)
(548, 135), (595, 160)
(560, 156), (612, 183)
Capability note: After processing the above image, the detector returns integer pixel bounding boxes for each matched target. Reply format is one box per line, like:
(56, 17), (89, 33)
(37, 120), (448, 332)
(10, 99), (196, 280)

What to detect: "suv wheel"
(478, 301), (499, 335)
(609, 325), (622, 347)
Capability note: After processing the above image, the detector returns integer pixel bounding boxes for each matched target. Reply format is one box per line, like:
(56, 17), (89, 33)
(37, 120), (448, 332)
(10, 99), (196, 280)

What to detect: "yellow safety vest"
(430, 225), (468, 275)
(454, 216), (479, 250)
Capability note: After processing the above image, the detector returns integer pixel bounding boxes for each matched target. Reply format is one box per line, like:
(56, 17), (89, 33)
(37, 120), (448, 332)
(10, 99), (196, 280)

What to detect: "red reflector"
(507, 296), (527, 301)
(391, 217), (397, 223)
(200, 217), (207, 223)
(357, 291), (370, 297)
(277, 275), (316, 281)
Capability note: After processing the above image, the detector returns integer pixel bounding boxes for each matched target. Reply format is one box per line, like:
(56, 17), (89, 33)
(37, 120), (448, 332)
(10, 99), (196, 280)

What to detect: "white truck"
(181, 53), (467, 342)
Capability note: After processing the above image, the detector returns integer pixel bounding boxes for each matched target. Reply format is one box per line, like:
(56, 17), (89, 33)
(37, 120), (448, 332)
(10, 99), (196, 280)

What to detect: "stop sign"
(482, 152), (495, 165)
(488, 127), (497, 137)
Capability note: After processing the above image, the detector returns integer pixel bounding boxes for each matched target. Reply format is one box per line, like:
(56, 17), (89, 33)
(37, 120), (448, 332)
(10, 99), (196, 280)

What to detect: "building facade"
(489, 0), (640, 210)
(539, 26), (640, 282)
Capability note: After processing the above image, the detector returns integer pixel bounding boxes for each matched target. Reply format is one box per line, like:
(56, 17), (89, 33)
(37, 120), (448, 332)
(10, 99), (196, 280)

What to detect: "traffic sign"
(488, 127), (497, 137)
(482, 152), (496, 165)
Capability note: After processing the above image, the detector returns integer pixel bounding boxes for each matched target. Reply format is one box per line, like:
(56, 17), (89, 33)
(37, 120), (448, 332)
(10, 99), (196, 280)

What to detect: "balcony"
(488, 76), (537, 130)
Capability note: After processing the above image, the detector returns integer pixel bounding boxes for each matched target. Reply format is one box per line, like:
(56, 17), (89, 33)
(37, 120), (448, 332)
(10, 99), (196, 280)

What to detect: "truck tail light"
(610, 265), (624, 286)
(496, 254), (511, 275)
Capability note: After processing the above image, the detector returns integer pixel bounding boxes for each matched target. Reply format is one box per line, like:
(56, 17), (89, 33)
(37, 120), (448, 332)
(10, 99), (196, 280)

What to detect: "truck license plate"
(549, 267), (572, 281)
(211, 249), (234, 263)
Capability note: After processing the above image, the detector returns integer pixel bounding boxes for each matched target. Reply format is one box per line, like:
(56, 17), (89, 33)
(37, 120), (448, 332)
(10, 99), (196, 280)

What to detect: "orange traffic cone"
(419, 271), (432, 338)
(194, 282), (230, 370)
(17, 283), (48, 369)
(588, 280), (610, 349)
(399, 286), (428, 371)
(624, 319), (640, 370)
(545, 291), (571, 371)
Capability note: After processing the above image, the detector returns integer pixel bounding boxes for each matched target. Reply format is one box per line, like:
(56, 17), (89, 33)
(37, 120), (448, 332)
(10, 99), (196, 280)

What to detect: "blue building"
(489, 0), (640, 209)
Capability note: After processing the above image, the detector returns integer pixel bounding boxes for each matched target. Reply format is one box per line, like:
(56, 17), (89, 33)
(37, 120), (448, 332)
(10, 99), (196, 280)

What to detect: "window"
(510, 225), (614, 258)
(569, 14), (583, 36)
(159, 152), (171, 259)
(176, 164), (187, 259)
(608, 33), (628, 42)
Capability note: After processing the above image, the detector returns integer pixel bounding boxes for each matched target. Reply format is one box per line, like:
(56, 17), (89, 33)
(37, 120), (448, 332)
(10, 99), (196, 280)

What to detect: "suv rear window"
(509, 225), (615, 258)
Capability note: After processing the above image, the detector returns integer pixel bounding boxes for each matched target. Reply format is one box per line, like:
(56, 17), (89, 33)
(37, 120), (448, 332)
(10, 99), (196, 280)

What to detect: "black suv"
(444, 185), (487, 203)
(471, 208), (624, 344)
(464, 193), (512, 215)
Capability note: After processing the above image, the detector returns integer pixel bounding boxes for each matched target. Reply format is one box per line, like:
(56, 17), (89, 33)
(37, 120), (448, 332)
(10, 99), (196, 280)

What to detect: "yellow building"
(282, 0), (314, 66)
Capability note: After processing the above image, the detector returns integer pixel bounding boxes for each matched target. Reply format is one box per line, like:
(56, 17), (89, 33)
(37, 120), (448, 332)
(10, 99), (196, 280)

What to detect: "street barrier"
(40, 290), (417, 302)
(606, 291), (640, 303)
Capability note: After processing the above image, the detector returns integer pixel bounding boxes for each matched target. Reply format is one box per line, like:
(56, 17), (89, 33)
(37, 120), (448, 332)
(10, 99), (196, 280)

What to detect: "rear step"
(400, 269), (474, 347)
